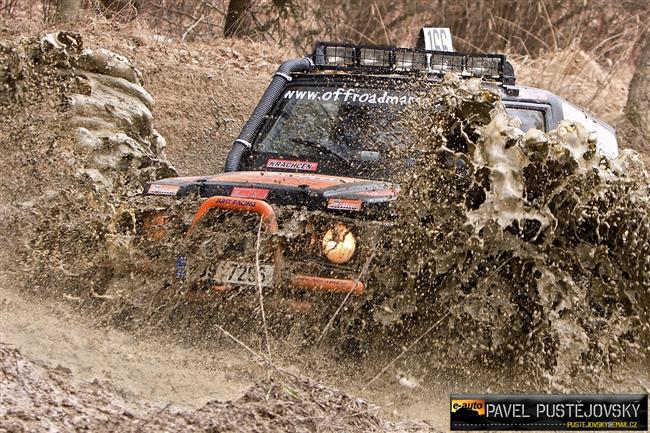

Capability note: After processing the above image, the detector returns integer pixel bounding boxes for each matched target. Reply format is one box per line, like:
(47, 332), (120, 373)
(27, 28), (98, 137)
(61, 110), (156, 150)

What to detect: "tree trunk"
(224, 0), (252, 38)
(625, 31), (650, 142)
(56, 0), (81, 22)
(98, 0), (143, 19)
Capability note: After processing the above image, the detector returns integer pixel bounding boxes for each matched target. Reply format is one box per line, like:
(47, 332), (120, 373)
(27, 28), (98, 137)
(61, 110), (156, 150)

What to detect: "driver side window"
(505, 107), (546, 132)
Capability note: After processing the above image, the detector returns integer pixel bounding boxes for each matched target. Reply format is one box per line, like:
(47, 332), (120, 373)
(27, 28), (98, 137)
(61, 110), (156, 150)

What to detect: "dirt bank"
(0, 348), (423, 433)
(0, 284), (253, 409)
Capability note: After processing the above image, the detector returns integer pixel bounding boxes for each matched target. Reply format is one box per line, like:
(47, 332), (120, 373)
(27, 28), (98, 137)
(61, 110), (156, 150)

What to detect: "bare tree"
(625, 30), (650, 142)
(98, 0), (142, 20)
(224, 0), (252, 37)
(56, 0), (81, 21)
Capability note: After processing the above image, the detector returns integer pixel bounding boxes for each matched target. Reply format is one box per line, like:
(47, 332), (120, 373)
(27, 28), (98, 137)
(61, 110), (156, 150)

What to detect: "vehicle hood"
(144, 171), (399, 213)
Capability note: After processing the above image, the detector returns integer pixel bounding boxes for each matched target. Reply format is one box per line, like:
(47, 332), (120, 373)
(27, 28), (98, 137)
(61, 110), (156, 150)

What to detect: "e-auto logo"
(451, 400), (485, 417)
(450, 398), (485, 424)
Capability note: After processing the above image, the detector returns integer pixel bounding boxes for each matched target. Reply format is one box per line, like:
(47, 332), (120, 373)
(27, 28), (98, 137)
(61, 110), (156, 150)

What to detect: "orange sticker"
(231, 187), (270, 199)
(327, 198), (363, 211)
(148, 184), (180, 196)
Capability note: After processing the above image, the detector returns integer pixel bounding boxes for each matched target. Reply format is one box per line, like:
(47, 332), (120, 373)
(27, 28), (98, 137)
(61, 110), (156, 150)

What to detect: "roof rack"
(312, 41), (516, 85)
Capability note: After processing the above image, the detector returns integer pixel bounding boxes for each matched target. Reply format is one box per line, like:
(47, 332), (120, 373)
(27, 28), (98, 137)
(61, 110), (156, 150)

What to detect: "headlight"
(321, 223), (356, 264)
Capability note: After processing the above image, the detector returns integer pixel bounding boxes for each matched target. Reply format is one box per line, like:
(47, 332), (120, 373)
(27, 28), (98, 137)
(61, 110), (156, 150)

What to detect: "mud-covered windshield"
(251, 85), (550, 180)
(252, 86), (420, 179)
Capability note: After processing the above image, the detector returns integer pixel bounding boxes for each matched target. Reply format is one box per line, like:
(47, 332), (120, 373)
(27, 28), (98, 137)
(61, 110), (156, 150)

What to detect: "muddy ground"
(1, 17), (649, 433)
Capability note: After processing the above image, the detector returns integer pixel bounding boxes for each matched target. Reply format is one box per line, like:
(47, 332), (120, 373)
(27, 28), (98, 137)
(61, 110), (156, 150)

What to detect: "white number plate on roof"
(421, 27), (454, 51)
(214, 260), (274, 287)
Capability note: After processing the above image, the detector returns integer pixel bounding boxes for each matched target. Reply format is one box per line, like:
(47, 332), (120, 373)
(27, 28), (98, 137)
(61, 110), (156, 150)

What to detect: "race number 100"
(421, 27), (454, 52)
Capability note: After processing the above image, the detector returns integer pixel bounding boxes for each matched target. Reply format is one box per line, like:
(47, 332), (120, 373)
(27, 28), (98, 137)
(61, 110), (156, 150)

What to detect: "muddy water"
(1, 31), (649, 431)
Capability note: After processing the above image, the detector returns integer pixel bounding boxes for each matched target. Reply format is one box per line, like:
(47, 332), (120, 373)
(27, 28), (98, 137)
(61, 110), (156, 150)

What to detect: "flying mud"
(391, 75), (650, 389)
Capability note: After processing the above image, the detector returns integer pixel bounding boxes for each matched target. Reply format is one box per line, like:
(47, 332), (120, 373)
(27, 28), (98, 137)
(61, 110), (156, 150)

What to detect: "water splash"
(392, 74), (649, 387)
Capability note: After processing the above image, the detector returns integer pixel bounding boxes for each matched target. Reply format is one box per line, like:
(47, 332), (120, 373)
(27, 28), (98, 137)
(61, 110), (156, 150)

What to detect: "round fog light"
(322, 223), (356, 264)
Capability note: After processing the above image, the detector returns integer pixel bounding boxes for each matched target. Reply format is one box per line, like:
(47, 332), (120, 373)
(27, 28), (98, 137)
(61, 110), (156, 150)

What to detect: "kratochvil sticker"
(266, 159), (318, 171)
(327, 198), (363, 211)
(230, 187), (270, 199)
(148, 184), (180, 196)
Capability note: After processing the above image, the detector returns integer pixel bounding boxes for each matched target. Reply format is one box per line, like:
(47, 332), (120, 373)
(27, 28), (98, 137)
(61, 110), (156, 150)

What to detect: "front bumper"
(176, 195), (368, 297)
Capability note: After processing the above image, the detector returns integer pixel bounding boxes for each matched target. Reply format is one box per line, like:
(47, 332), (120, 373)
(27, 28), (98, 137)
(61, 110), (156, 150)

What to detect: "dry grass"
(4, 1), (648, 56)
(513, 45), (635, 122)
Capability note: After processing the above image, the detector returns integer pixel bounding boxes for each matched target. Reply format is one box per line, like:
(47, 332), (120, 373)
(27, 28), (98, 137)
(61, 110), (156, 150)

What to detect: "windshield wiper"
(290, 138), (349, 162)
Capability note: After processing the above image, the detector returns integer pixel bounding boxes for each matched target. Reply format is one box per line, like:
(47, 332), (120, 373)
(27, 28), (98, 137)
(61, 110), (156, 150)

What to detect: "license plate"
(214, 261), (274, 287)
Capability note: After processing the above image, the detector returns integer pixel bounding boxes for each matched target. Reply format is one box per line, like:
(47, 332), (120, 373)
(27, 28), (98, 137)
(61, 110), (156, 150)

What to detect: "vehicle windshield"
(250, 84), (547, 180)
(253, 85), (420, 180)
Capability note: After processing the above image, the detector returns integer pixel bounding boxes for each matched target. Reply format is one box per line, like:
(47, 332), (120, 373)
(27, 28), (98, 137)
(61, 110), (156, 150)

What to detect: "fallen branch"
(255, 217), (273, 365)
(181, 14), (208, 42)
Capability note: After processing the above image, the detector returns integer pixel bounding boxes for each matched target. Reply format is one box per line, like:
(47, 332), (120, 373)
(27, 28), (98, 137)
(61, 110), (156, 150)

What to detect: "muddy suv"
(142, 42), (618, 324)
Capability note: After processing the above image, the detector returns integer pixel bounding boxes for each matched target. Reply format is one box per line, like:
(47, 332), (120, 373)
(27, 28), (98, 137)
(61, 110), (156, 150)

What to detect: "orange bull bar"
(187, 196), (279, 236)
(186, 195), (365, 296)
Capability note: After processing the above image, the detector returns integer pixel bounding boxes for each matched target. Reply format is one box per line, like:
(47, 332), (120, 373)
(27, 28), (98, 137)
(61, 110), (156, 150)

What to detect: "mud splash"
(391, 74), (650, 388)
(1, 31), (430, 432)
(1, 31), (174, 298)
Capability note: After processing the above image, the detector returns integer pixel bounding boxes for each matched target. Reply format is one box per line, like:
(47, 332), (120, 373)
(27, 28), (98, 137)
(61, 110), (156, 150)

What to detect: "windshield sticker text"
(283, 88), (420, 106)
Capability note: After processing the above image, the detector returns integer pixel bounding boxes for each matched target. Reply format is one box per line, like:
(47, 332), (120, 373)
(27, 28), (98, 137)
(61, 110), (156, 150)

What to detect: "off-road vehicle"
(140, 41), (618, 330)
